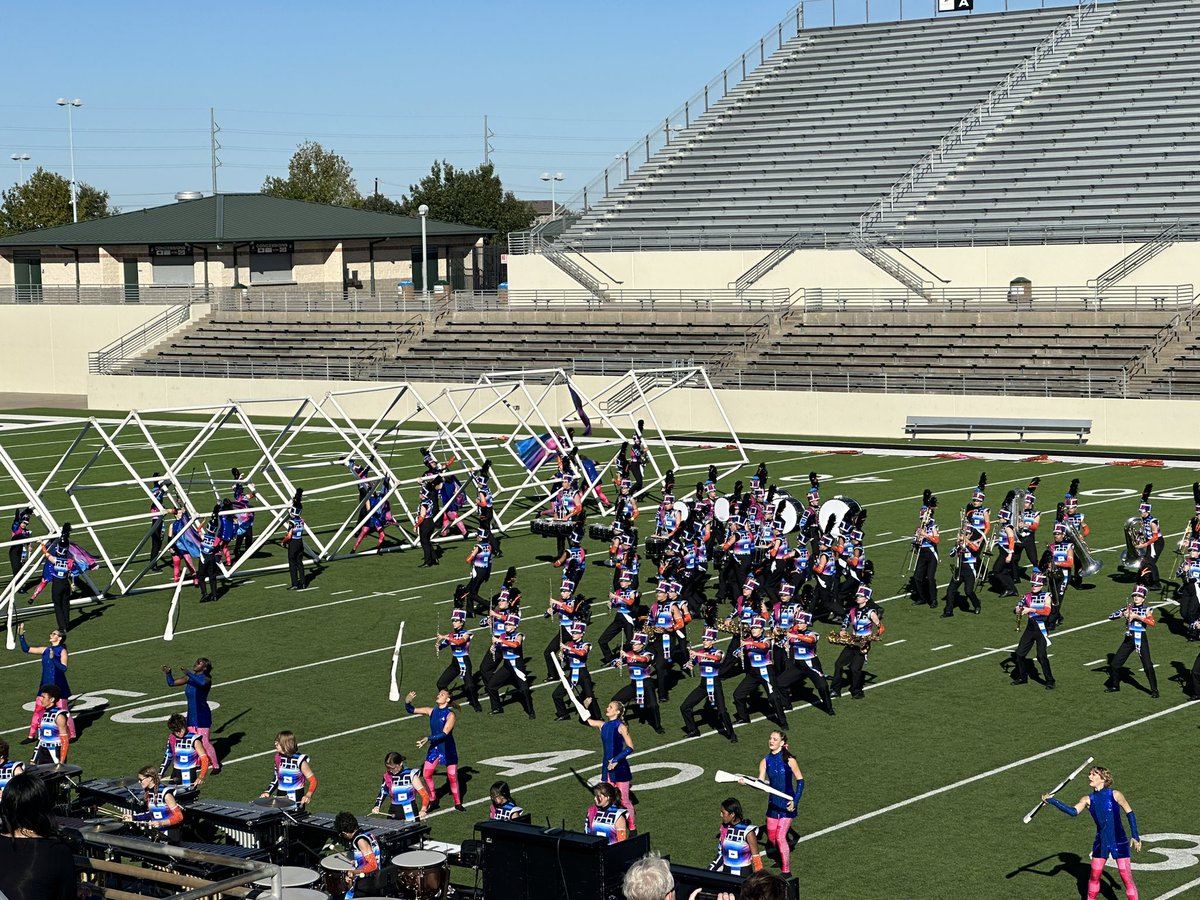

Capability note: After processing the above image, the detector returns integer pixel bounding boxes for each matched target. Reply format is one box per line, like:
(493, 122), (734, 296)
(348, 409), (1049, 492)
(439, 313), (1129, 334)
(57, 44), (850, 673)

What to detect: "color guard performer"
(16, 624), (75, 743)
(162, 658), (220, 773)
(1042, 766), (1141, 900)
(584, 700), (637, 828)
(679, 626), (737, 742)
(9, 507), (33, 590)
(754, 731), (804, 876)
(1010, 568), (1056, 690)
(405, 689), (465, 811)
(629, 420), (647, 496)
(435, 609), (483, 712)
(1104, 585), (1159, 698)
(371, 751), (429, 821)
(261, 730), (317, 807)
(1132, 485), (1163, 590)
(829, 585), (884, 701)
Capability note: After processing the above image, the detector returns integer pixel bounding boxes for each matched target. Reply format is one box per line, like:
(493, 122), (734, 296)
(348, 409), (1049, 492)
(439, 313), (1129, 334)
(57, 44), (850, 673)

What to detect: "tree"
(356, 192), (405, 216)
(399, 161), (535, 247)
(262, 141), (361, 207)
(0, 168), (114, 235)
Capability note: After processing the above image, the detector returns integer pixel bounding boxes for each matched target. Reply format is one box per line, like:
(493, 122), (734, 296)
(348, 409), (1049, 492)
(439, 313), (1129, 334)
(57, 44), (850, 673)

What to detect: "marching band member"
(1047, 520), (1075, 628)
(261, 730), (316, 807)
(149, 478), (170, 569)
(1063, 480), (1090, 588)
(30, 685), (70, 765)
(829, 585), (883, 701)
(478, 571), (520, 684)
(1010, 569), (1056, 691)
(911, 492), (940, 608)
(163, 658), (220, 773)
(1132, 485), (1163, 590)
(334, 811), (382, 898)
(169, 510), (201, 588)
(489, 781), (525, 821)
(679, 626), (737, 742)
(1042, 766), (1141, 900)
(731, 618), (790, 728)
(599, 571), (639, 665)
(230, 474), (256, 561)
(1176, 539), (1200, 640)
(1104, 584), (1159, 698)
(710, 797), (762, 876)
(371, 751), (429, 821)
(352, 484), (396, 555)
(629, 420), (647, 496)
(649, 579), (690, 702)
(38, 525), (82, 634)
(484, 615), (535, 719)
(16, 624), (75, 742)
(586, 781), (630, 844)
(124, 767), (183, 841)
(159, 714), (209, 789)
(549, 473), (584, 563)
(0, 739), (24, 801)
(990, 493), (1020, 597)
(754, 731), (804, 876)
(196, 505), (222, 603)
(435, 609), (483, 712)
(544, 578), (584, 680)
(405, 690), (465, 812)
(1190, 628), (1200, 700)
(777, 603), (835, 717)
(940, 520), (979, 619)
(553, 622), (600, 721)
(584, 700), (636, 828)
(9, 507), (33, 590)
(464, 528), (493, 616)
(612, 632), (664, 734)
(416, 483), (439, 568)
(1015, 478), (1041, 573)
(280, 493), (308, 591)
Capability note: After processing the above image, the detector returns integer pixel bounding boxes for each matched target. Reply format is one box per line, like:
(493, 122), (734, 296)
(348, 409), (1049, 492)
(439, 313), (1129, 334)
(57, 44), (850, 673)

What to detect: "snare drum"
(253, 866), (321, 890)
(320, 853), (356, 898)
(588, 524), (616, 543)
(281, 890), (329, 900)
(644, 536), (668, 561)
(391, 850), (449, 899)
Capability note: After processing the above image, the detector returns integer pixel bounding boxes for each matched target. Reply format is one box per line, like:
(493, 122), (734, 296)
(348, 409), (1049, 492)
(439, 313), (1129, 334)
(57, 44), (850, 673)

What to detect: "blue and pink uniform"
(376, 766), (424, 821)
(714, 820), (758, 875)
(405, 701), (462, 808)
(586, 803), (628, 844)
(1047, 784), (1141, 899)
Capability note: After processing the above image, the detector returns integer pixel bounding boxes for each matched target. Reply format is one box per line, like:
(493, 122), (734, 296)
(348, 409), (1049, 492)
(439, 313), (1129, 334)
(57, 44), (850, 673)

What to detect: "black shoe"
(653, 727), (666, 735)
(734, 715), (751, 725)
(1045, 682), (1056, 691)
(682, 729), (701, 738)
(727, 731), (739, 743)
(851, 691), (865, 700)
(554, 713), (571, 722)
(1105, 685), (1119, 693)
(527, 711), (537, 720)
(286, 585), (298, 591)
(19, 736), (35, 745)
(490, 708), (504, 715)
(825, 705), (837, 716)
(1151, 690), (1160, 698)
(471, 704), (483, 713)
(454, 804), (466, 812)
(971, 608), (981, 615)
(417, 563), (431, 568)
(941, 611), (953, 618)
(1011, 679), (1028, 686)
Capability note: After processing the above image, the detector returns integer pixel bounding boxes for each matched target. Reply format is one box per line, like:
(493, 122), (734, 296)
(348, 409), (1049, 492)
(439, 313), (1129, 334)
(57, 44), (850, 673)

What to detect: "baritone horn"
(1062, 519), (1103, 577)
(1118, 515), (1143, 574)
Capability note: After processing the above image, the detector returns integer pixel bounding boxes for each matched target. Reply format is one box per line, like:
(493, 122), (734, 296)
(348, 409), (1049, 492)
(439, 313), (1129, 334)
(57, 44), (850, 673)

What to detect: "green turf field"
(2, 411), (1200, 900)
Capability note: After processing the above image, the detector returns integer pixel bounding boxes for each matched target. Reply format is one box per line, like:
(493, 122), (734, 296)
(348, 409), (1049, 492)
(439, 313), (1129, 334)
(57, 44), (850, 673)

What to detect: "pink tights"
(193, 726), (219, 771)
(766, 817), (793, 874)
(423, 761), (461, 805)
(1089, 857), (1137, 900)
(608, 779), (635, 830)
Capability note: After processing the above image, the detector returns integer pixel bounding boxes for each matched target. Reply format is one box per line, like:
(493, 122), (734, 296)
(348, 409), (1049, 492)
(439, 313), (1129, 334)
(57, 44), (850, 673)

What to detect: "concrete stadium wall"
(86, 372), (1200, 451)
(508, 242), (1200, 293)
(5, 303), (204, 396)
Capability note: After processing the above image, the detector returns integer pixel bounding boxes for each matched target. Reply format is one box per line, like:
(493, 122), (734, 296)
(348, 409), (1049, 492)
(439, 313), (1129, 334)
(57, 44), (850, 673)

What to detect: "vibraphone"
(187, 799), (289, 857)
(73, 776), (199, 816)
(27, 763), (84, 814)
(288, 811), (430, 867)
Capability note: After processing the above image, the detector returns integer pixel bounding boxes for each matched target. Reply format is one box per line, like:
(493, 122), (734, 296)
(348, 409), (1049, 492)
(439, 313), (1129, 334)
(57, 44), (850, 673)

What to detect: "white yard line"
(1154, 874), (1200, 900)
(930, 644), (953, 651)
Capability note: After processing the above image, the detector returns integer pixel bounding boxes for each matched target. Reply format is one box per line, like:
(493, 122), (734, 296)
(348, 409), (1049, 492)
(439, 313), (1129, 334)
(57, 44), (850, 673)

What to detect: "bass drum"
(816, 496), (861, 538)
(713, 497), (732, 523)
(673, 499), (691, 525)
(773, 494), (804, 534)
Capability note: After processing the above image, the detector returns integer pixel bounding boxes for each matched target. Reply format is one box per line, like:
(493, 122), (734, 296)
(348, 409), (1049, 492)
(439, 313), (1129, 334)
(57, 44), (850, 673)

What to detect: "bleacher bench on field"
(903, 416), (1092, 443)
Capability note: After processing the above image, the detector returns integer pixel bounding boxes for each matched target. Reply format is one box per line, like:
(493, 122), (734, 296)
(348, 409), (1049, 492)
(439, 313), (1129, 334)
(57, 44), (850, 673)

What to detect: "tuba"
(1061, 519), (1103, 577)
(1118, 516), (1143, 573)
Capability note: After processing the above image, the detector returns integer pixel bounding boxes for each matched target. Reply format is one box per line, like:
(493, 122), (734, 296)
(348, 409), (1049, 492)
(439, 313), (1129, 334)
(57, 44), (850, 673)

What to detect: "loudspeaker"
(477, 820), (650, 900)
(669, 862), (800, 900)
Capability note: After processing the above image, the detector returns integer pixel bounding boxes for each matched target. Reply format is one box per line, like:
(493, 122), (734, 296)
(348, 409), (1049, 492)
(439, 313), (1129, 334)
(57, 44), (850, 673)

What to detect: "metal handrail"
(857, 0), (1102, 237)
(792, 284), (1194, 311)
(88, 303), (192, 374)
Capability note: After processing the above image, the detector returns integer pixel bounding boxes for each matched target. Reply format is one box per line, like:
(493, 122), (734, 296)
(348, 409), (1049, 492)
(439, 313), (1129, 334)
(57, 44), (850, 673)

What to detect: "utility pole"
(210, 108), (221, 194)
(484, 114), (494, 166)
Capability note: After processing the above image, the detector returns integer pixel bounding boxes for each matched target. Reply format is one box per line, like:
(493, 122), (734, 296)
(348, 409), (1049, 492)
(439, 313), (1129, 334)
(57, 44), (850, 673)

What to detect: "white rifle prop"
(388, 621), (406, 702)
(1023, 755), (1094, 824)
(551, 648), (592, 721)
(163, 575), (186, 641)
(714, 769), (794, 802)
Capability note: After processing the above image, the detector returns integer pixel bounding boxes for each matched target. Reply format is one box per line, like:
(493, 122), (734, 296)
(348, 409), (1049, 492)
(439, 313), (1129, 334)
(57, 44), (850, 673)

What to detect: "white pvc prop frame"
(0, 366), (744, 645)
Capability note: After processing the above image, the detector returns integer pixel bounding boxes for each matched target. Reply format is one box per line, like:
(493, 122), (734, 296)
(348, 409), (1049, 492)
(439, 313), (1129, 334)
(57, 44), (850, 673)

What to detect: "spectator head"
(740, 870), (790, 900)
(622, 851), (675, 900)
(0, 773), (56, 838)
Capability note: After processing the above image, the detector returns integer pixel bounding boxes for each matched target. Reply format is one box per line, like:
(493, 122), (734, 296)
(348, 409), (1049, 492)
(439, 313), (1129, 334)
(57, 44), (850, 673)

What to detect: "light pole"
(418, 204), (429, 299)
(541, 171), (564, 219)
(10, 154), (30, 182)
(56, 98), (83, 223)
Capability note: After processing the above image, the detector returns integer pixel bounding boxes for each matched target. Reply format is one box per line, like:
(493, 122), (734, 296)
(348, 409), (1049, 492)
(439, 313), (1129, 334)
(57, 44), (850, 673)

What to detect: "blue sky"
(1, 0), (1079, 210)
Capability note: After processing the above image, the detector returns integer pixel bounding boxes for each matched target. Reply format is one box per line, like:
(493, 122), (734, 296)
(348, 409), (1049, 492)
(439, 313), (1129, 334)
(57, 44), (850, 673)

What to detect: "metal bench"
(904, 416), (1092, 444)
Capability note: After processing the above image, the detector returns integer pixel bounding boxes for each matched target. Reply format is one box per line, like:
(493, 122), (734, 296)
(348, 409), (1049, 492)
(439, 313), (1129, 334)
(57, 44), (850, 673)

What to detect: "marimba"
(186, 799), (289, 855)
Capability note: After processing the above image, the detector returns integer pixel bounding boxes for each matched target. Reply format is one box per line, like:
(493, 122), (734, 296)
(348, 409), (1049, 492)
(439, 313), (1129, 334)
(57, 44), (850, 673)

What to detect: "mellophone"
(530, 517), (574, 538)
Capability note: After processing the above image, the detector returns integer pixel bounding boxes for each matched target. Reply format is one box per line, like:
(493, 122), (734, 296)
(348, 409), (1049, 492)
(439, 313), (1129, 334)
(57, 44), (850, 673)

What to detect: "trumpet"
(1107, 604), (1134, 621)
(714, 617), (750, 637)
(826, 630), (877, 651)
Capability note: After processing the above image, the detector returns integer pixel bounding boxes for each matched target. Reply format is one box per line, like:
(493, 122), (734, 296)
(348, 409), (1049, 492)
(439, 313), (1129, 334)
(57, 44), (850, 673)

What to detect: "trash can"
(398, 279), (414, 300)
(1008, 277), (1032, 306)
(497, 282), (508, 304)
(434, 279), (450, 300)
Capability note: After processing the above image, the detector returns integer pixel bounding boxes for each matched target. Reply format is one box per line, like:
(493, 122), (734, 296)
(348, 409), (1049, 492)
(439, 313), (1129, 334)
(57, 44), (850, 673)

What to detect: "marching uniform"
(612, 635), (663, 733)
(465, 532), (493, 614)
(1104, 589), (1159, 697)
(267, 751), (315, 804)
(990, 512), (1020, 597)
(1136, 504), (1164, 589)
(649, 590), (690, 702)
(31, 706), (69, 766)
(598, 576), (639, 664)
(490, 799), (525, 821)
(586, 801), (629, 845)
(160, 729), (209, 789)
(485, 617), (535, 717)
(197, 514), (221, 603)
(346, 827), (383, 898)
(679, 628), (737, 741)
(375, 765), (425, 822)
(0, 758), (26, 800)
(543, 580), (584, 680)
(1047, 523), (1074, 627)
(1011, 572), (1056, 690)
(9, 510), (33, 590)
(416, 490), (439, 568)
(132, 782), (184, 840)
(731, 620), (790, 728)
(943, 526), (983, 616)
(913, 513), (940, 607)
(436, 612), (482, 712)
(282, 510), (307, 590)
(777, 609), (835, 715)
(552, 625), (599, 721)
(829, 589), (882, 700)
(711, 818), (761, 876)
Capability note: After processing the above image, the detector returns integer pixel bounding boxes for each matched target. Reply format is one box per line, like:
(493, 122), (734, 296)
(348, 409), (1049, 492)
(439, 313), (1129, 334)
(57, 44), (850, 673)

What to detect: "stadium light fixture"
(418, 204), (430, 299)
(10, 154), (30, 182)
(541, 172), (564, 219)
(55, 98), (83, 223)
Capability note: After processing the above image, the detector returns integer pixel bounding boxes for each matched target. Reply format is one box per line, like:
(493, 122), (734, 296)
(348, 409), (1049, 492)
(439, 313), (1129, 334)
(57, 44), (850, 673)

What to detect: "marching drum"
(588, 524), (616, 543)
(319, 853), (356, 898)
(713, 497), (732, 523)
(530, 518), (573, 538)
(774, 496), (805, 534)
(672, 499), (690, 524)
(645, 536), (669, 562)
(253, 867), (321, 890)
(817, 496), (861, 538)
(391, 849), (450, 899)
